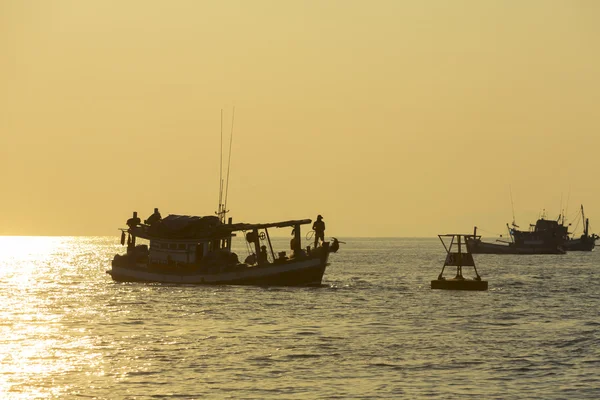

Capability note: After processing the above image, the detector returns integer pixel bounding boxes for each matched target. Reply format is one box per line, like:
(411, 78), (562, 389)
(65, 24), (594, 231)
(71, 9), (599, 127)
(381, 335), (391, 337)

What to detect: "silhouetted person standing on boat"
(313, 215), (325, 248)
(259, 245), (268, 264)
(290, 228), (301, 252)
(145, 208), (162, 225)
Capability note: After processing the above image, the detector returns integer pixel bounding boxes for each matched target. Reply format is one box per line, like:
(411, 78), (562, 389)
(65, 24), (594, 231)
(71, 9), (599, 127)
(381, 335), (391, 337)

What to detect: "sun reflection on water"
(0, 237), (107, 398)
(0, 236), (64, 259)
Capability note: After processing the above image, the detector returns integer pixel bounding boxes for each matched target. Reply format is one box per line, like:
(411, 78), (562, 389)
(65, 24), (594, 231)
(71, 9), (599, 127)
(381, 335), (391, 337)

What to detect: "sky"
(1, 0), (599, 237)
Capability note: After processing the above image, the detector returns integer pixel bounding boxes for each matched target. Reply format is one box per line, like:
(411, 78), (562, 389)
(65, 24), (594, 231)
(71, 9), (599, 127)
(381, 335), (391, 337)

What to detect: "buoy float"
(431, 233), (488, 291)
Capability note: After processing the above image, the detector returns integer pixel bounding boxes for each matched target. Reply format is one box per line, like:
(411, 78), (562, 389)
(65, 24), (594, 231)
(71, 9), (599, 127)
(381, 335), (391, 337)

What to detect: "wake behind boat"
(107, 211), (334, 286)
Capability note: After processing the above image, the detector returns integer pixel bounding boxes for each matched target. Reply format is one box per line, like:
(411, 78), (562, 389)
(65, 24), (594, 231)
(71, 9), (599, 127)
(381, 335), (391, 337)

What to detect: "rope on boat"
(567, 208), (583, 236)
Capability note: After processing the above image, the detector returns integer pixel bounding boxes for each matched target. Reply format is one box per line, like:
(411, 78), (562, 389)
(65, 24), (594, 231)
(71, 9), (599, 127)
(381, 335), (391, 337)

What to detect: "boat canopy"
(162, 215), (220, 231)
(220, 219), (312, 233)
(128, 214), (312, 240)
(129, 214), (222, 240)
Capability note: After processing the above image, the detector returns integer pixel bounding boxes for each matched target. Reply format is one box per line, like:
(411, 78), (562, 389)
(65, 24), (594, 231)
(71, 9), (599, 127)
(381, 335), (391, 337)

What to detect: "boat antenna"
(565, 185), (571, 222)
(560, 192), (564, 224)
(509, 185), (518, 228)
(581, 204), (587, 236)
(223, 106), (235, 220)
(217, 109), (226, 222)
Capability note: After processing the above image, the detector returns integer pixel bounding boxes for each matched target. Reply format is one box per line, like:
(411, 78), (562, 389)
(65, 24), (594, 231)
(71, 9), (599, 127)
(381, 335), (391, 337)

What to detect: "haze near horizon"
(1, 0), (599, 237)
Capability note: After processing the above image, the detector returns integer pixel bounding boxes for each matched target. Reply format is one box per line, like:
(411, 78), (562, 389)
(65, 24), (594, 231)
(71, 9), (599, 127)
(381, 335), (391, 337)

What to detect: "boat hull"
(563, 238), (596, 252)
(107, 255), (329, 286)
(466, 238), (565, 255)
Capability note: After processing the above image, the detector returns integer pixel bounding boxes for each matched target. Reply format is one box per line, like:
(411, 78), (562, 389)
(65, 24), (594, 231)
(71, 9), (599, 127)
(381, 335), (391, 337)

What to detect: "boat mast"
(565, 186), (571, 224)
(582, 205), (588, 237)
(217, 109), (225, 222)
(223, 107), (235, 220)
(216, 108), (235, 224)
(509, 185), (518, 229)
(506, 223), (514, 243)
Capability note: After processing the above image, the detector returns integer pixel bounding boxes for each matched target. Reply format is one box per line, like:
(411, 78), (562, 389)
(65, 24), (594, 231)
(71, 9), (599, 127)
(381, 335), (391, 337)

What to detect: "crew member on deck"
(145, 208), (162, 225)
(290, 229), (301, 252)
(313, 215), (325, 248)
(259, 245), (268, 264)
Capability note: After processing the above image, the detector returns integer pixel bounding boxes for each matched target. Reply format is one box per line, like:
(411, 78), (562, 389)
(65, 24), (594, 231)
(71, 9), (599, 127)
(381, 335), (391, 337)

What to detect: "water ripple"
(0, 237), (599, 399)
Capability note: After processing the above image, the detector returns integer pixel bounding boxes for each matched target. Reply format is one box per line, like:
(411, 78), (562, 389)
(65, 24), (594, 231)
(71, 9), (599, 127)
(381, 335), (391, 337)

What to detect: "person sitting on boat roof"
(258, 245), (268, 264)
(145, 208), (162, 226)
(126, 212), (141, 228)
(313, 215), (325, 248)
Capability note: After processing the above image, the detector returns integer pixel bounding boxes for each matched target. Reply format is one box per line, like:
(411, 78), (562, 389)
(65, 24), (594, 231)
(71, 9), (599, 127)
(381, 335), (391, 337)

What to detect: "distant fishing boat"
(466, 214), (568, 255)
(564, 205), (598, 251)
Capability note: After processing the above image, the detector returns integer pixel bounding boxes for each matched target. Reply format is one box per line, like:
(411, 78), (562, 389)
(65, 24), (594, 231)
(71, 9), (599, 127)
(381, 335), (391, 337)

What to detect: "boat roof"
(128, 214), (312, 241)
(221, 219), (312, 232)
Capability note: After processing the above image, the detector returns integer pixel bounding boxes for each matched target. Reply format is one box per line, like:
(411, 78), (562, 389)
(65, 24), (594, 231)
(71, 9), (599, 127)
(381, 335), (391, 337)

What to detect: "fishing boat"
(466, 215), (568, 255)
(564, 205), (598, 251)
(431, 233), (488, 291)
(107, 212), (332, 286)
(107, 110), (339, 286)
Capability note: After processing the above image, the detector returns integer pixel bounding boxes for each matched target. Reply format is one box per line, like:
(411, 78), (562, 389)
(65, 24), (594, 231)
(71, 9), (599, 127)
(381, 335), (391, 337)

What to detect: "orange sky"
(1, 0), (599, 237)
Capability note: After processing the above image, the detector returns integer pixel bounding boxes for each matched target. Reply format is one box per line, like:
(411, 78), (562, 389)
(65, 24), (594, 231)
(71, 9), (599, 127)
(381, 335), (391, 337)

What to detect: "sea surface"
(1, 236), (599, 399)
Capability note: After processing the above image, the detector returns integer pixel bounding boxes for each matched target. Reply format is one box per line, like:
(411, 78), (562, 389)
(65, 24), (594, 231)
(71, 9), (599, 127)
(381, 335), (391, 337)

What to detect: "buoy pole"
(457, 235), (462, 278)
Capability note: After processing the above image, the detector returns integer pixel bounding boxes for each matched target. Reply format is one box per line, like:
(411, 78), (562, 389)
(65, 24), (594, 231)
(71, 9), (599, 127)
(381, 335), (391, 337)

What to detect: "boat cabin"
(147, 238), (229, 264)
(121, 211), (315, 267)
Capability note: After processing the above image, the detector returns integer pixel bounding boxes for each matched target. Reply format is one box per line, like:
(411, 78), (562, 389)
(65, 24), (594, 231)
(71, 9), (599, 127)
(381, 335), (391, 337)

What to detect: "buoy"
(431, 233), (488, 291)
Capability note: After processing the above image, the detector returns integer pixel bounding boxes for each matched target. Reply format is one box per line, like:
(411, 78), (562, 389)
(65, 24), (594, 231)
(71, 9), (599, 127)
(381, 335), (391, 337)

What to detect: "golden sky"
(1, 0), (599, 237)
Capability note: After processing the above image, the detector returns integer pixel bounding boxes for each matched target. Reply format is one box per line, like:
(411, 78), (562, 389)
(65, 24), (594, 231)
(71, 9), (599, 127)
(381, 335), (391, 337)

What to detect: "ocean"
(1, 236), (599, 399)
